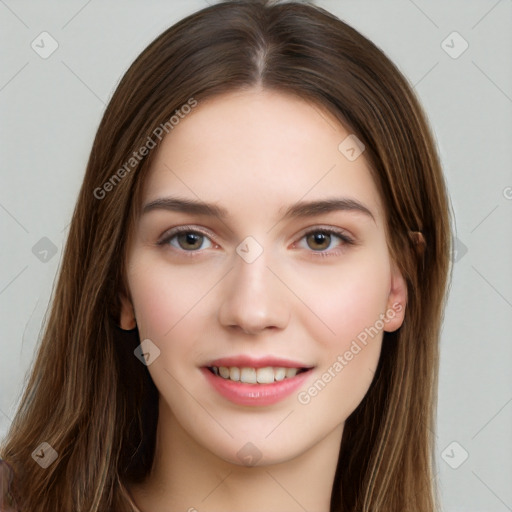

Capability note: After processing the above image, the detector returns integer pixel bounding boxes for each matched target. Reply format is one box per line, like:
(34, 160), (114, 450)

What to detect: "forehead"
(141, 89), (384, 224)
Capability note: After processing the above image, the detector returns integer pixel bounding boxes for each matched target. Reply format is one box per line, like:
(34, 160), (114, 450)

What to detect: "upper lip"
(205, 355), (313, 369)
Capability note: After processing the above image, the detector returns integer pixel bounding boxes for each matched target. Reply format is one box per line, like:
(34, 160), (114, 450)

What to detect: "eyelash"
(156, 225), (355, 258)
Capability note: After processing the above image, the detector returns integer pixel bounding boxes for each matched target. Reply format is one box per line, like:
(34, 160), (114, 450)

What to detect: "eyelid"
(291, 225), (355, 253)
(294, 225), (355, 243)
(157, 225), (219, 247)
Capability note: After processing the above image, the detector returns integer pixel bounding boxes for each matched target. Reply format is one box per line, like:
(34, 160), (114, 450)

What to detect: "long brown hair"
(0, 1), (451, 510)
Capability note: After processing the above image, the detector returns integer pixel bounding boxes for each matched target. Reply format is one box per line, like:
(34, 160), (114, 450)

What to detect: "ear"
(119, 292), (137, 330)
(384, 261), (408, 333)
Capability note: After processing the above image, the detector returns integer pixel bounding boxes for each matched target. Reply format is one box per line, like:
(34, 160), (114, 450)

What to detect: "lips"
(206, 355), (312, 370)
(201, 355), (314, 406)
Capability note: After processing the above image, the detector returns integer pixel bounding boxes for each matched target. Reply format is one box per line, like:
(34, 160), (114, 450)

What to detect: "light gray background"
(1, 1), (511, 511)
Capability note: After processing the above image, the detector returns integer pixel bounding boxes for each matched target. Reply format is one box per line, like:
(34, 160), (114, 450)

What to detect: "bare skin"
(121, 88), (407, 511)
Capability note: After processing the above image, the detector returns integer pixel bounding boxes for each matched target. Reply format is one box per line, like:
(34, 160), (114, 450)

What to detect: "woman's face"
(121, 88), (406, 466)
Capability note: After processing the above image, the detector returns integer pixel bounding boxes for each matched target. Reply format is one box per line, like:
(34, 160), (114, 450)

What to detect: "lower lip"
(201, 368), (312, 406)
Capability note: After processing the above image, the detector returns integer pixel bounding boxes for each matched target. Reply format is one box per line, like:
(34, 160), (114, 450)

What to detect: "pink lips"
(207, 355), (310, 369)
(201, 355), (313, 407)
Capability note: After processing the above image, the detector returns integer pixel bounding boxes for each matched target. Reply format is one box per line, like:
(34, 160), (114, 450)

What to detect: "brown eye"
(306, 232), (332, 251)
(176, 232), (205, 250)
(296, 228), (354, 254)
(159, 228), (214, 252)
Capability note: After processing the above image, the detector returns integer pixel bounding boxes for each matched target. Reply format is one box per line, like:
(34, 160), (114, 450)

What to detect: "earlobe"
(119, 292), (137, 330)
(384, 263), (408, 333)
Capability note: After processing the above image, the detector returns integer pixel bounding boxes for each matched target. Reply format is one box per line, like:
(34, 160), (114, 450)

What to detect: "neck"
(129, 400), (343, 512)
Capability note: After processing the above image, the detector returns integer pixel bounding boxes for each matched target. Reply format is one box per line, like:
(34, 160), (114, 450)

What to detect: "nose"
(217, 245), (290, 335)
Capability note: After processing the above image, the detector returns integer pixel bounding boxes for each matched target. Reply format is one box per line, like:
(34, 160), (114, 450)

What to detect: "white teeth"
(211, 365), (304, 383)
(256, 367), (274, 384)
(274, 367), (286, 381)
(229, 367), (240, 381)
(285, 368), (298, 378)
(240, 367), (257, 384)
(219, 366), (230, 379)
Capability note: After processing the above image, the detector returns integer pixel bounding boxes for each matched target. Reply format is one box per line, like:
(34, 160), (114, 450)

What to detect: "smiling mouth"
(207, 366), (310, 384)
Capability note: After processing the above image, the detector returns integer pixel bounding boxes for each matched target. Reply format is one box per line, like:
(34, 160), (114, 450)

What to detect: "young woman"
(0, 1), (451, 511)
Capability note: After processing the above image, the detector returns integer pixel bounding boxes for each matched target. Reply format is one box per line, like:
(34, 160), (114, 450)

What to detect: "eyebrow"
(142, 196), (375, 222)
(142, 197), (228, 217)
(280, 197), (375, 222)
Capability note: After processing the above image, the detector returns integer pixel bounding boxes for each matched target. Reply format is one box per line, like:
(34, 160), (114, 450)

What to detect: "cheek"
(291, 252), (391, 412)
(127, 258), (212, 408)
(126, 255), (217, 392)
(291, 253), (392, 350)
(127, 255), (218, 339)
